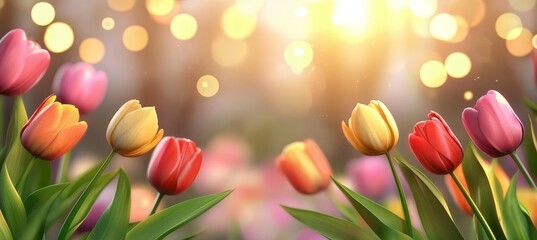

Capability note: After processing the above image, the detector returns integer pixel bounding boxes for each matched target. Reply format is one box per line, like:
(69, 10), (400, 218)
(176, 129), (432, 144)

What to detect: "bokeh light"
(445, 52), (471, 78)
(506, 28), (534, 57)
(533, 34), (537, 48)
(79, 38), (105, 64)
(387, 0), (407, 11)
(332, 0), (369, 39)
(464, 90), (474, 101)
(284, 40), (314, 71)
(212, 35), (248, 67)
(429, 13), (458, 41)
(495, 13), (522, 40)
(197, 75), (220, 97)
(450, 0), (486, 27)
(107, 0), (135, 12)
(0, 0), (4, 10)
(409, 0), (437, 18)
(170, 14), (197, 40)
(222, 5), (257, 40)
(236, 0), (264, 13)
(44, 22), (74, 53)
(146, 0), (175, 16)
(31, 2), (55, 26)
(508, 0), (536, 12)
(447, 16), (469, 43)
(420, 60), (447, 88)
(123, 25), (149, 52)
(101, 17), (115, 30)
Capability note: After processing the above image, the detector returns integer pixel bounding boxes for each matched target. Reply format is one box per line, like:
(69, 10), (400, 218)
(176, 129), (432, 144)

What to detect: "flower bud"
(462, 90), (524, 157)
(106, 100), (163, 157)
(21, 95), (87, 160)
(409, 111), (463, 175)
(342, 100), (399, 155)
(52, 62), (108, 114)
(147, 137), (202, 195)
(0, 28), (50, 96)
(276, 139), (332, 194)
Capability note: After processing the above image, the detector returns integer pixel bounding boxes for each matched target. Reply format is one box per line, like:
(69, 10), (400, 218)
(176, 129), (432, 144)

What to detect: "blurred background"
(1, 0), (537, 239)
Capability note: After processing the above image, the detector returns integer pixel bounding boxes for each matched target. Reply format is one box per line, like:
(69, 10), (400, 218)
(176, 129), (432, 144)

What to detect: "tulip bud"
(276, 139), (332, 194)
(409, 111), (463, 175)
(52, 62), (108, 114)
(342, 100), (399, 155)
(21, 95), (87, 160)
(0, 28), (50, 96)
(462, 90), (524, 157)
(445, 162), (510, 215)
(147, 137), (203, 195)
(106, 100), (164, 157)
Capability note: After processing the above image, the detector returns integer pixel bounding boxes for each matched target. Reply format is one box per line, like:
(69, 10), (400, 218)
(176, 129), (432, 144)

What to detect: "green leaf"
(462, 143), (507, 240)
(523, 115), (537, 177)
(0, 165), (26, 238)
(282, 205), (380, 240)
(126, 190), (233, 240)
(87, 169), (131, 240)
(332, 179), (419, 240)
(524, 97), (537, 116)
(396, 156), (464, 240)
(21, 183), (68, 240)
(20, 158), (52, 200)
(0, 210), (13, 240)
(3, 96), (32, 184)
(501, 174), (530, 240)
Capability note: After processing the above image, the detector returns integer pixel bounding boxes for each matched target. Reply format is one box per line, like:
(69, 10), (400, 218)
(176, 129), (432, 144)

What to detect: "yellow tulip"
(21, 95), (87, 160)
(106, 100), (164, 157)
(341, 100), (399, 155)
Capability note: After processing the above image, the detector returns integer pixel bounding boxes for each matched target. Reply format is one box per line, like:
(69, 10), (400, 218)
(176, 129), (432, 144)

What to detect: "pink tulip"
(147, 137), (203, 195)
(0, 29), (50, 96)
(462, 90), (524, 157)
(345, 156), (395, 200)
(52, 62), (108, 114)
(409, 111), (463, 174)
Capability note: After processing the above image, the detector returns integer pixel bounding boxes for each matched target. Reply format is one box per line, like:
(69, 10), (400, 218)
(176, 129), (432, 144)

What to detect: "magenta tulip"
(147, 137), (203, 195)
(409, 111), (463, 174)
(462, 90), (523, 157)
(52, 62), (108, 114)
(0, 28), (50, 96)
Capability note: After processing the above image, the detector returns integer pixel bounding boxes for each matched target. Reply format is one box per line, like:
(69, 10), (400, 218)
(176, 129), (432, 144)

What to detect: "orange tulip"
(517, 188), (537, 228)
(21, 95), (87, 160)
(276, 139), (332, 194)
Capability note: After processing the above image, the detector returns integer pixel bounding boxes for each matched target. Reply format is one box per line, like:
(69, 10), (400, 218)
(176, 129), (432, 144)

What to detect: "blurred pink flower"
(52, 62), (108, 114)
(0, 28), (50, 96)
(77, 184), (115, 232)
(345, 156), (395, 200)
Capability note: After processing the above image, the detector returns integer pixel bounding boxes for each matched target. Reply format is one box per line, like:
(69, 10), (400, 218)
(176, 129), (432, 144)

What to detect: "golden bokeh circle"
(44, 22), (74, 53)
(79, 38), (106, 64)
(122, 25), (149, 52)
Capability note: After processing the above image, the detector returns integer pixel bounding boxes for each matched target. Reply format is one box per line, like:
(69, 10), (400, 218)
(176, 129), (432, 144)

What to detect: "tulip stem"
(149, 192), (164, 216)
(509, 152), (537, 190)
(449, 172), (496, 240)
(385, 152), (413, 238)
(57, 150), (116, 240)
(55, 151), (71, 183)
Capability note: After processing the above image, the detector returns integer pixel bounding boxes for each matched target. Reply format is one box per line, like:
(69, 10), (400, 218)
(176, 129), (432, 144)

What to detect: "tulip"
(147, 137), (203, 195)
(106, 100), (163, 157)
(462, 90), (523, 158)
(342, 100), (399, 155)
(21, 95), (87, 160)
(276, 139), (332, 194)
(52, 62), (108, 114)
(409, 111), (463, 175)
(345, 156), (394, 200)
(0, 28), (50, 96)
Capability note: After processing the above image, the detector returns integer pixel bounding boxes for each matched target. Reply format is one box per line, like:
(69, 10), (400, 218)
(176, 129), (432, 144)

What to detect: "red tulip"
(52, 62), (108, 114)
(147, 137), (203, 195)
(0, 28), (50, 96)
(409, 111), (463, 174)
(462, 90), (523, 157)
(21, 95), (87, 160)
(276, 139), (332, 194)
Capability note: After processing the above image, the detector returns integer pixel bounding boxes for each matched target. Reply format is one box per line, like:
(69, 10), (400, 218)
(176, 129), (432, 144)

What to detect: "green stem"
(450, 172), (496, 240)
(385, 152), (413, 238)
(14, 155), (36, 191)
(57, 151), (116, 240)
(149, 192), (164, 216)
(509, 152), (537, 190)
(55, 151), (71, 183)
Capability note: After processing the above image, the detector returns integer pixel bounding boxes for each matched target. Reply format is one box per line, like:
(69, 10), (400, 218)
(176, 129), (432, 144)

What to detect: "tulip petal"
(423, 119), (462, 165)
(409, 134), (451, 174)
(462, 108), (504, 157)
(0, 29), (25, 91)
(41, 121), (87, 160)
(56, 105), (80, 129)
(173, 149), (202, 194)
(52, 63), (71, 92)
(21, 103), (63, 154)
(304, 139), (332, 178)
(350, 104), (391, 154)
(106, 100), (142, 145)
(371, 100), (399, 147)
(342, 121), (376, 155)
(149, 137), (180, 185)
(276, 154), (318, 194)
(8, 48), (50, 95)
(119, 129), (164, 157)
